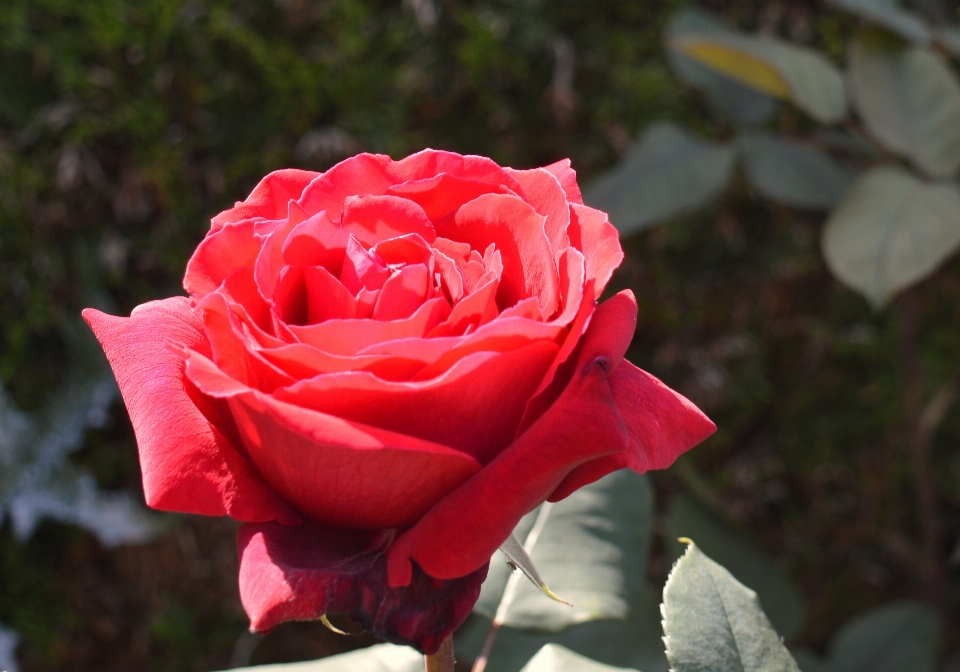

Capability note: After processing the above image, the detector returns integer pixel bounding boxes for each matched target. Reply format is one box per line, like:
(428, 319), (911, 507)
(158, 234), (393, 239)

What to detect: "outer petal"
(82, 298), (299, 523)
(548, 362), (716, 501)
(183, 220), (260, 298)
(542, 158), (583, 205)
(298, 153), (396, 219)
(273, 341), (559, 464)
(210, 169), (319, 232)
(237, 522), (487, 654)
(180, 346), (483, 528)
(568, 203), (623, 301)
(385, 320), (633, 585)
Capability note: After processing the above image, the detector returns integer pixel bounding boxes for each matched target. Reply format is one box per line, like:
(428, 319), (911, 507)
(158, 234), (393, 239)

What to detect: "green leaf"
(519, 644), (640, 672)
(789, 648), (837, 672)
(583, 123), (736, 235)
(847, 36), (960, 178)
(738, 133), (852, 210)
(220, 643), (423, 672)
(666, 494), (805, 639)
(821, 164), (960, 308)
(827, 601), (941, 672)
(662, 541), (801, 672)
(664, 8), (779, 127)
(668, 32), (847, 123)
(474, 470), (653, 632)
(458, 584), (668, 672)
(829, 0), (931, 44)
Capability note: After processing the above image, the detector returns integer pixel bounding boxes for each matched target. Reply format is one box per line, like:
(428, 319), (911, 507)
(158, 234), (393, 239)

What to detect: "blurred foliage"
(5, 0), (960, 670)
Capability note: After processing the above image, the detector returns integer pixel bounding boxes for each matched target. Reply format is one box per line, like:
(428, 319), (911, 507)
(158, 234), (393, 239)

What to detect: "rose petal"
(210, 169), (318, 232)
(274, 341), (559, 464)
(341, 195), (436, 246)
(198, 291), (296, 393)
(237, 522), (487, 654)
(372, 264), (431, 321)
(439, 193), (561, 317)
(568, 203), (622, 301)
(548, 361), (716, 501)
(281, 210), (348, 276)
(287, 297), (451, 356)
(298, 154), (396, 220)
(388, 149), (522, 191)
(385, 346), (629, 585)
(542, 158), (583, 205)
(340, 236), (391, 294)
(82, 299), (299, 523)
(386, 173), (509, 222)
(180, 349), (483, 527)
(184, 220), (260, 298)
(506, 167), (571, 256)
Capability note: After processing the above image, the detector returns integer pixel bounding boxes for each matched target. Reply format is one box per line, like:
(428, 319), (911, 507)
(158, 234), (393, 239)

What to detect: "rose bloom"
(84, 150), (714, 653)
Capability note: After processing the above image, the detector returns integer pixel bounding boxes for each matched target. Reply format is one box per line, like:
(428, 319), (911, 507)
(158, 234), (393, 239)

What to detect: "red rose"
(83, 150), (714, 652)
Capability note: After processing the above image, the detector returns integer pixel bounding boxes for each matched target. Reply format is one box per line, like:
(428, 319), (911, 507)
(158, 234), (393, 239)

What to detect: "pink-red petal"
(82, 298), (298, 524)
(385, 350), (629, 585)
(440, 193), (560, 316)
(548, 361), (716, 500)
(210, 169), (318, 232)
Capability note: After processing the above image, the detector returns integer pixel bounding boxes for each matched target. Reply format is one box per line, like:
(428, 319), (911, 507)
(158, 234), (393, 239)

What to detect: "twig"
(425, 636), (455, 672)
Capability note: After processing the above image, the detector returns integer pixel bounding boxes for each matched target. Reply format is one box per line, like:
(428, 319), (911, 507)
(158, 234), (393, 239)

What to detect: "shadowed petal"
(237, 521), (488, 654)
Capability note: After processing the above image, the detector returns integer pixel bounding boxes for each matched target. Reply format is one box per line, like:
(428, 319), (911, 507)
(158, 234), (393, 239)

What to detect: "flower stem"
(424, 635), (455, 672)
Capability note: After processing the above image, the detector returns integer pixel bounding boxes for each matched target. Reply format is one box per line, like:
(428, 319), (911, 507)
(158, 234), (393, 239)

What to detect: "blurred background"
(4, 0), (960, 670)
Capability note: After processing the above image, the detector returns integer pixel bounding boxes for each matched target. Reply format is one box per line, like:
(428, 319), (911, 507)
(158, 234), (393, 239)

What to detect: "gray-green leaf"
(666, 494), (805, 639)
(583, 123), (735, 235)
(474, 470), (653, 632)
(827, 601), (941, 672)
(829, 0), (931, 44)
(219, 643), (423, 672)
(668, 32), (847, 123)
(519, 644), (639, 672)
(662, 541), (801, 672)
(665, 8), (779, 127)
(847, 36), (960, 178)
(822, 164), (960, 308)
(738, 133), (852, 210)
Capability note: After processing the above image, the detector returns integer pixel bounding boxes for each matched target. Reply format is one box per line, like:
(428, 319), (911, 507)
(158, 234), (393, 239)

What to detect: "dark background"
(3, 0), (960, 669)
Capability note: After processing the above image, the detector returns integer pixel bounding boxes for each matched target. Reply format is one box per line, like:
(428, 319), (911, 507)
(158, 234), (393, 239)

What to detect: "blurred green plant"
(587, 0), (960, 310)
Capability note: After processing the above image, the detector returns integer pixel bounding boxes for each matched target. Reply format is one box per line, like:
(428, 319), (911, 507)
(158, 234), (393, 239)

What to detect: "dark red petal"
(298, 154), (396, 220)
(82, 299), (299, 523)
(341, 195), (436, 245)
(274, 341), (559, 464)
(549, 361), (716, 500)
(183, 220), (260, 298)
(568, 203), (622, 301)
(542, 158), (583, 205)
(210, 169), (318, 232)
(439, 193), (560, 316)
(506, 167), (571, 256)
(181, 349), (483, 528)
(385, 350), (629, 585)
(237, 521), (488, 654)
